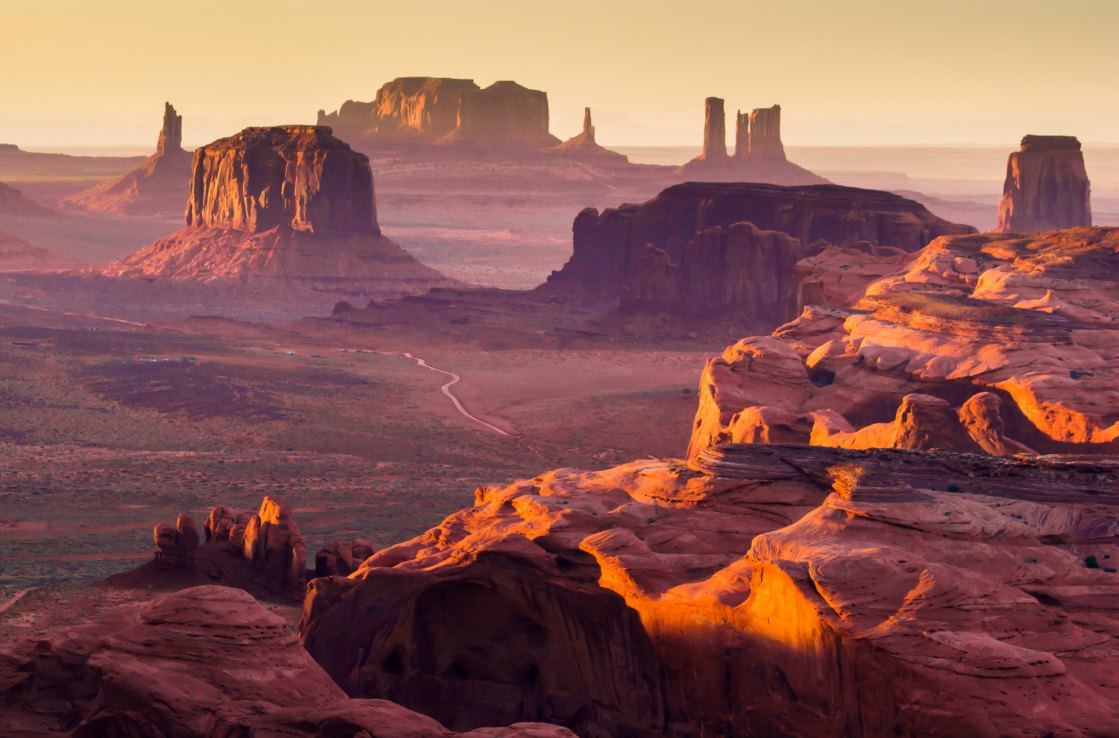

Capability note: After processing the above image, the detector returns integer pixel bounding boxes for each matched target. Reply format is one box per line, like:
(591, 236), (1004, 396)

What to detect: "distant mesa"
(60, 102), (193, 216)
(0, 179), (55, 217)
(0, 180), (61, 270)
(543, 107), (629, 166)
(103, 125), (449, 295)
(995, 134), (1092, 233)
(544, 181), (975, 321)
(318, 76), (561, 154)
(681, 97), (826, 185)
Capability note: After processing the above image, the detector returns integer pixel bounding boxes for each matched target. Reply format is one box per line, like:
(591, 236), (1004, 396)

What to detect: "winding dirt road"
(402, 352), (511, 436)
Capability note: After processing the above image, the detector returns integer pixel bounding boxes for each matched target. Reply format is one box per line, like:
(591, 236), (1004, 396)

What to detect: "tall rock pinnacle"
(701, 97), (727, 160)
(156, 102), (183, 156)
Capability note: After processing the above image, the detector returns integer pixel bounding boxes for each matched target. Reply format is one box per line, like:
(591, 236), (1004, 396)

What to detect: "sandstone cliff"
(996, 134), (1092, 233)
(0, 585), (575, 737)
(545, 181), (974, 321)
(318, 77), (560, 153)
(299, 443), (1119, 737)
(689, 226), (1119, 458)
(59, 102), (193, 215)
(103, 125), (449, 295)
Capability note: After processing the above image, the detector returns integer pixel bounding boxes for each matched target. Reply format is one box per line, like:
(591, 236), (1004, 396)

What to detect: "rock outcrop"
(682, 98), (825, 184)
(543, 108), (629, 165)
(0, 584), (576, 737)
(545, 182), (974, 320)
(996, 135), (1092, 233)
(59, 102), (193, 215)
(153, 513), (200, 569)
(318, 77), (560, 154)
(102, 126), (449, 294)
(689, 226), (1119, 458)
(299, 443), (1119, 738)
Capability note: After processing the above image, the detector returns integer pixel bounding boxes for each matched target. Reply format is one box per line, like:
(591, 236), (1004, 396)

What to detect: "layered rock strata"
(299, 443), (1119, 738)
(996, 135), (1092, 233)
(689, 227), (1119, 458)
(546, 182), (974, 319)
(102, 125), (448, 292)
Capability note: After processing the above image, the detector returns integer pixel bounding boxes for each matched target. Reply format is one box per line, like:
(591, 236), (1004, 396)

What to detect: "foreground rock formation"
(545, 182), (974, 319)
(681, 97), (825, 185)
(299, 443), (1119, 737)
(60, 102), (193, 215)
(318, 77), (561, 154)
(689, 227), (1119, 457)
(0, 585), (575, 737)
(996, 135), (1092, 233)
(103, 126), (449, 296)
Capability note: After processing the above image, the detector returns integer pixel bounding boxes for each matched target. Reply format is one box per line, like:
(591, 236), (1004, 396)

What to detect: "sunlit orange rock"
(0, 585), (576, 737)
(298, 443), (1119, 737)
(689, 227), (1119, 458)
(60, 102), (193, 216)
(995, 135), (1092, 233)
(102, 125), (449, 294)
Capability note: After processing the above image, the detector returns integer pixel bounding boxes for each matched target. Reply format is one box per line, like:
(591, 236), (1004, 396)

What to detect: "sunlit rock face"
(102, 125), (448, 290)
(318, 76), (560, 152)
(299, 443), (1119, 737)
(545, 182), (974, 319)
(59, 102), (193, 215)
(689, 227), (1119, 458)
(0, 585), (576, 738)
(996, 135), (1092, 234)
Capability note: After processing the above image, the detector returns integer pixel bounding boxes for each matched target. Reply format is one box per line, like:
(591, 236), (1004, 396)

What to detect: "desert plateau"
(1, 2), (1118, 737)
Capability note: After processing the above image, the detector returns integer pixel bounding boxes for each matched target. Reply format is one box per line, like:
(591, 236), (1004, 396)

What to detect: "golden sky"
(1, 0), (1116, 148)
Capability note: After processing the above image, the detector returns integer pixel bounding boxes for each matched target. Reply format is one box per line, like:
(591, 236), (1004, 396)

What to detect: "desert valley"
(2, 2), (1119, 737)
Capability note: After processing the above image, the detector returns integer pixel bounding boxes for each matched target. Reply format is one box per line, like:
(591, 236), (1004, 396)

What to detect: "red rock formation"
(546, 182), (974, 319)
(102, 126), (449, 294)
(996, 135), (1092, 233)
(299, 443), (1119, 737)
(543, 108), (629, 165)
(318, 77), (560, 153)
(153, 513), (200, 569)
(0, 584), (575, 737)
(59, 102), (193, 215)
(699, 97), (728, 161)
(316, 539), (376, 577)
(747, 105), (785, 160)
(689, 227), (1119, 458)
(683, 98), (823, 183)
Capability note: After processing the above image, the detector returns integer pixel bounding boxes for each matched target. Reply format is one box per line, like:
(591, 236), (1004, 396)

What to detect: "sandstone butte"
(0, 584), (576, 738)
(542, 181), (975, 321)
(688, 227), (1119, 459)
(59, 102), (193, 216)
(541, 107), (629, 166)
(102, 125), (449, 293)
(318, 77), (560, 153)
(297, 442), (1119, 737)
(680, 97), (827, 185)
(996, 135), (1092, 234)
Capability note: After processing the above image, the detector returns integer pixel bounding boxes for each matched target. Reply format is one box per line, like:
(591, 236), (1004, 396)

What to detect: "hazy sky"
(1, 0), (1116, 149)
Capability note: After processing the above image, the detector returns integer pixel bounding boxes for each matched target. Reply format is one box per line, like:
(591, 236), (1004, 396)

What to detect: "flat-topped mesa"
(996, 134), (1091, 233)
(184, 125), (379, 237)
(545, 182), (975, 318)
(104, 125), (450, 291)
(318, 76), (560, 152)
(700, 97), (728, 160)
(155, 101), (183, 155)
(59, 102), (193, 215)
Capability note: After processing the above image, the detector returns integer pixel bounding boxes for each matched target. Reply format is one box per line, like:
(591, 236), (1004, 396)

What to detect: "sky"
(1, 0), (1116, 149)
